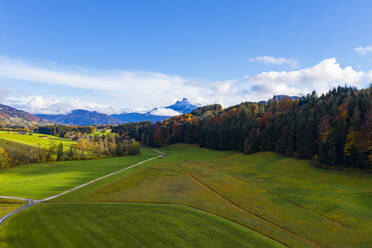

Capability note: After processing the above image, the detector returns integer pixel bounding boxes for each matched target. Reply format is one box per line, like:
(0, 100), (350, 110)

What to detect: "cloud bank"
(354, 45), (372, 55)
(250, 56), (299, 67)
(2, 93), (121, 114)
(245, 58), (367, 100)
(0, 56), (370, 114)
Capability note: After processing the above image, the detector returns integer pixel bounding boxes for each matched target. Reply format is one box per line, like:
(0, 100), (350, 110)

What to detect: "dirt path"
(0, 196), (41, 224)
(0, 150), (163, 225)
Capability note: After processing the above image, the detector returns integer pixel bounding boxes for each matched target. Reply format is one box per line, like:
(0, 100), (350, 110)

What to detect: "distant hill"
(36, 98), (199, 126)
(117, 86), (372, 170)
(36, 109), (122, 126)
(273, 95), (298, 101)
(0, 104), (48, 126)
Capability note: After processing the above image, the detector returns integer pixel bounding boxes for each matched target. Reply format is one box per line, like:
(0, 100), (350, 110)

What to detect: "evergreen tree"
(57, 143), (64, 161)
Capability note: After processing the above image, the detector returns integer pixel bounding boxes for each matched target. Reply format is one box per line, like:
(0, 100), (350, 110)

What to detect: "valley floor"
(1, 144), (372, 247)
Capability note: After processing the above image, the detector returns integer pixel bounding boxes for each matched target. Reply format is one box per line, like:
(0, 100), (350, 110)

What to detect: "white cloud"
(0, 56), (214, 110)
(2, 94), (121, 114)
(0, 89), (8, 101)
(0, 56), (371, 114)
(354, 45), (372, 55)
(250, 56), (299, 67)
(211, 80), (236, 94)
(245, 58), (367, 100)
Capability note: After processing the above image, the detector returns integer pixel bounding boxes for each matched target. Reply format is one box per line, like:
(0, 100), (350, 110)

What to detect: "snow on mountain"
(34, 98), (200, 125)
(149, 107), (182, 116)
(165, 98), (200, 113)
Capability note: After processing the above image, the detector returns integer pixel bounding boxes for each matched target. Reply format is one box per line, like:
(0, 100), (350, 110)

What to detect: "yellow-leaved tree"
(0, 147), (11, 169)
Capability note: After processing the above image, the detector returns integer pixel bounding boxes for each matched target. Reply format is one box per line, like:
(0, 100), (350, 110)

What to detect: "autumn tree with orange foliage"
(113, 86), (372, 169)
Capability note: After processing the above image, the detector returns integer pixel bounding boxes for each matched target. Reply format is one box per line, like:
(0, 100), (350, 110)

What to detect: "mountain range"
(35, 98), (199, 126)
(0, 104), (48, 126)
(0, 96), (301, 126)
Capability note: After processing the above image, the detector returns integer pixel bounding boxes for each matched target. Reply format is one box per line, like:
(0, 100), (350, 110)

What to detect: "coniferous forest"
(112, 86), (372, 169)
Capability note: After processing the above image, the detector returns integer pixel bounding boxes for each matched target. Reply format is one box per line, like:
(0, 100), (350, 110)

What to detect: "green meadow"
(0, 203), (283, 248)
(1, 144), (372, 247)
(0, 146), (157, 199)
(0, 199), (24, 218)
(0, 131), (76, 150)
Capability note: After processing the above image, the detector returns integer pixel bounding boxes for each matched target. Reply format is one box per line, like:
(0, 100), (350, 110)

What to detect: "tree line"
(36, 125), (94, 137)
(112, 86), (372, 169)
(0, 132), (140, 169)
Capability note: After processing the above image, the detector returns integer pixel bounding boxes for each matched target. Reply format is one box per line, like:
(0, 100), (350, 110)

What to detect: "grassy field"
(1, 144), (372, 247)
(0, 146), (158, 199)
(0, 131), (76, 150)
(0, 203), (284, 248)
(0, 199), (25, 218)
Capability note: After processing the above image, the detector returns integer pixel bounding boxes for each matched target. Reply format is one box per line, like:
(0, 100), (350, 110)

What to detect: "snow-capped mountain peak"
(165, 98), (200, 114)
(149, 107), (182, 116)
(34, 98), (200, 125)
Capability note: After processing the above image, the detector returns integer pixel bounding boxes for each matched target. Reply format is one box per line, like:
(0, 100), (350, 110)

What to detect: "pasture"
(0, 203), (284, 248)
(0, 146), (158, 199)
(1, 144), (372, 247)
(0, 131), (76, 150)
(0, 199), (24, 218)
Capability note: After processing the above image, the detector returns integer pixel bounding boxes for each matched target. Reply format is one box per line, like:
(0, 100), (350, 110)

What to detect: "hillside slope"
(0, 104), (48, 126)
(2, 144), (372, 247)
(114, 86), (372, 169)
(37, 109), (122, 126)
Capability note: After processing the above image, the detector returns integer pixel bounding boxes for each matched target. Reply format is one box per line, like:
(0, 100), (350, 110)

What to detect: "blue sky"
(0, 0), (372, 114)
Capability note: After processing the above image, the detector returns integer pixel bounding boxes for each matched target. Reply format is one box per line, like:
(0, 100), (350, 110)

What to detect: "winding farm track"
(0, 196), (40, 225)
(0, 149), (320, 247)
(0, 150), (163, 225)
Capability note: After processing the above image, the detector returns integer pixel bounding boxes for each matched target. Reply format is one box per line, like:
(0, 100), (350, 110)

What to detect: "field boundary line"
(46, 200), (294, 248)
(184, 170), (321, 248)
(207, 166), (351, 228)
(347, 191), (372, 195)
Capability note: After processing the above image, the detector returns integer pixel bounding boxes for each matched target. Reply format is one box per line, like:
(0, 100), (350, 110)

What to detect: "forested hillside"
(112, 86), (372, 169)
(0, 104), (48, 127)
